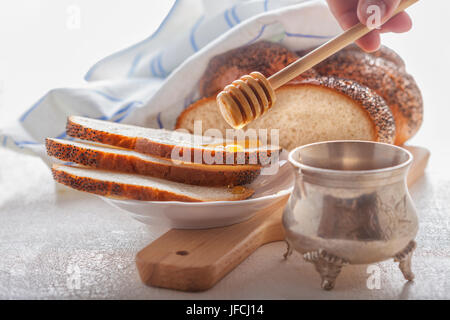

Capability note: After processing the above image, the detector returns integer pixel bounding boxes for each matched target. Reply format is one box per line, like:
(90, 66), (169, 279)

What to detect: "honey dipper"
(216, 0), (419, 129)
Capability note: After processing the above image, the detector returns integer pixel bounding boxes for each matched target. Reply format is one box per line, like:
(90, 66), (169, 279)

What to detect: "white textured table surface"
(1, 1), (449, 299)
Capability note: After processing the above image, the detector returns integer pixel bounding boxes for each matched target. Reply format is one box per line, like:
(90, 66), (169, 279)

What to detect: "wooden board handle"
(136, 196), (289, 292)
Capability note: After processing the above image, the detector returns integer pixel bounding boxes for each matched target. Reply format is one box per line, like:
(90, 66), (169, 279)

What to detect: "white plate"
(100, 151), (295, 229)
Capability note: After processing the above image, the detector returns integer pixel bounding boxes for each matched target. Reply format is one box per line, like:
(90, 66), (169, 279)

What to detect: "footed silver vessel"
(283, 141), (418, 290)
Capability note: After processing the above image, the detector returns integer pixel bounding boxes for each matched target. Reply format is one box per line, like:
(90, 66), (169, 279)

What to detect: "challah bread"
(195, 41), (422, 145)
(66, 116), (280, 165)
(314, 46), (422, 145)
(46, 138), (261, 186)
(342, 44), (406, 69)
(297, 44), (406, 69)
(52, 164), (254, 202)
(199, 41), (318, 98)
(176, 78), (396, 150)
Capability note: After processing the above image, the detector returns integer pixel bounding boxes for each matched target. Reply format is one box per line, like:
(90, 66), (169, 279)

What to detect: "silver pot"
(283, 141), (418, 290)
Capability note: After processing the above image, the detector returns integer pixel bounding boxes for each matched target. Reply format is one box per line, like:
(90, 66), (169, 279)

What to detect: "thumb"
(358, 0), (401, 28)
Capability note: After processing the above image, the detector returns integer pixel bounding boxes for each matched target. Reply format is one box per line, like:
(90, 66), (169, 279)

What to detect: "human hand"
(326, 0), (413, 52)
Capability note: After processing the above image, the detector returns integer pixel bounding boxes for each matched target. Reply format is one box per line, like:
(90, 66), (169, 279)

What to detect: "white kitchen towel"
(0, 0), (341, 160)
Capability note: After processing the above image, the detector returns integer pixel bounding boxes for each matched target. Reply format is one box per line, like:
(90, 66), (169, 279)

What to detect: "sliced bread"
(176, 78), (396, 151)
(46, 138), (261, 186)
(66, 116), (280, 165)
(314, 48), (422, 145)
(52, 164), (254, 202)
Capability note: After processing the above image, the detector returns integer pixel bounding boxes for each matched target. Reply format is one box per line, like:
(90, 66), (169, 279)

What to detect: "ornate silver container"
(283, 141), (418, 290)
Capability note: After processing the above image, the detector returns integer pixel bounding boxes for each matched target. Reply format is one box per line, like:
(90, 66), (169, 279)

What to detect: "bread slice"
(66, 116), (280, 165)
(46, 138), (261, 186)
(52, 164), (254, 202)
(176, 78), (396, 151)
(314, 48), (422, 145)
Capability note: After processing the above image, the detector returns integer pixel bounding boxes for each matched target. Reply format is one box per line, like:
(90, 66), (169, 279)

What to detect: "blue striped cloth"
(0, 0), (340, 160)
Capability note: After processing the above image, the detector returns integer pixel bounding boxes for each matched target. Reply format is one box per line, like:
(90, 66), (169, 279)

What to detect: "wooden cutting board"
(136, 145), (430, 292)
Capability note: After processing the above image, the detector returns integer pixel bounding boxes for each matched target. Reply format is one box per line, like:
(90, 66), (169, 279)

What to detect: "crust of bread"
(51, 165), (254, 202)
(176, 79), (396, 145)
(298, 45), (406, 69)
(198, 41), (318, 98)
(344, 44), (406, 68)
(66, 116), (280, 165)
(314, 50), (422, 145)
(46, 138), (261, 186)
(66, 117), (138, 149)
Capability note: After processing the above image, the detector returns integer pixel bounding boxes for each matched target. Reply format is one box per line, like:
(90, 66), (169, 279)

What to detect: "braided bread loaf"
(177, 77), (396, 150)
(199, 41), (318, 98)
(178, 41), (422, 148)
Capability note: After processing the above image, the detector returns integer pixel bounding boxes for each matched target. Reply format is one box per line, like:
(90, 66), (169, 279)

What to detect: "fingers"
(326, 0), (413, 52)
(326, 0), (359, 16)
(326, 0), (360, 29)
(357, 0), (401, 26)
(356, 13), (412, 52)
(379, 11), (412, 33)
(356, 29), (381, 52)
(335, 10), (360, 30)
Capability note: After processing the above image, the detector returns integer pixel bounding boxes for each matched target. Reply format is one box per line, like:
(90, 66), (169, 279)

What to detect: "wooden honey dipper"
(217, 0), (419, 129)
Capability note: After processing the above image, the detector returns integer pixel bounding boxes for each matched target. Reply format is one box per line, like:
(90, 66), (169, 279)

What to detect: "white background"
(0, 0), (449, 299)
(0, 0), (175, 127)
